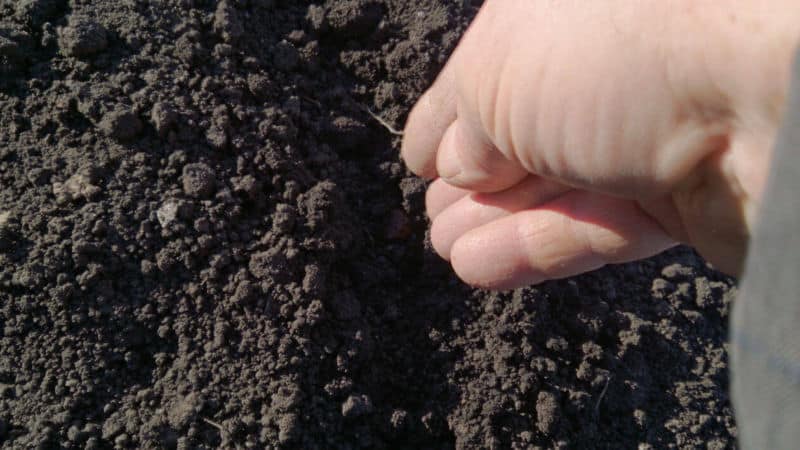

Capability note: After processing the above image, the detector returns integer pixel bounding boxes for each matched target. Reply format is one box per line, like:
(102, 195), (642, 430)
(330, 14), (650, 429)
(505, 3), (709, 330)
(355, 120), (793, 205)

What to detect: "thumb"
(436, 118), (528, 193)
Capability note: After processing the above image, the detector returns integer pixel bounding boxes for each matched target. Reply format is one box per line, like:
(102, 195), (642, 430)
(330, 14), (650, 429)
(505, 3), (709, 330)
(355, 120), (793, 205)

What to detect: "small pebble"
(156, 200), (180, 227)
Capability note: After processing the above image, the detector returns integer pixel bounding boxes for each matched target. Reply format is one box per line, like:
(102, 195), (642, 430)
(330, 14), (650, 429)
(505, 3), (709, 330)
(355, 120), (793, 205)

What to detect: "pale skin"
(402, 0), (800, 290)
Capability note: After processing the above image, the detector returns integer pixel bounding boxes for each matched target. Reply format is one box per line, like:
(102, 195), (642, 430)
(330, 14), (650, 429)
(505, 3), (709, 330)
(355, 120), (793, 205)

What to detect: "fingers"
(401, 57), (458, 179)
(425, 178), (471, 220)
(430, 176), (570, 259)
(448, 191), (677, 290)
(402, 7), (529, 191)
(435, 119), (529, 192)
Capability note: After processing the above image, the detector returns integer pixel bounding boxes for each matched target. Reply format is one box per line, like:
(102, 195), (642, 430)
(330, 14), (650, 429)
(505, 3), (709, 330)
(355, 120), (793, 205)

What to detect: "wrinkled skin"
(402, 0), (799, 289)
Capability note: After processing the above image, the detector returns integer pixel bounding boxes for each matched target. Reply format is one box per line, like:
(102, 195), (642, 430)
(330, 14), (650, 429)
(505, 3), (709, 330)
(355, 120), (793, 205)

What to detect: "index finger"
(401, 56), (458, 179)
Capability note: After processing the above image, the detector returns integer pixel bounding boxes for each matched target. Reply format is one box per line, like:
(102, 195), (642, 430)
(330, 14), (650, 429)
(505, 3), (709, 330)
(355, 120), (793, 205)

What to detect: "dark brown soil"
(0, 1), (737, 449)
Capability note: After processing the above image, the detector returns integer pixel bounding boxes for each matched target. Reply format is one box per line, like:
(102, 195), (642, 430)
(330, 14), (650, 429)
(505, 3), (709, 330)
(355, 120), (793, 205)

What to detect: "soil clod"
(58, 18), (108, 57)
(182, 163), (216, 199)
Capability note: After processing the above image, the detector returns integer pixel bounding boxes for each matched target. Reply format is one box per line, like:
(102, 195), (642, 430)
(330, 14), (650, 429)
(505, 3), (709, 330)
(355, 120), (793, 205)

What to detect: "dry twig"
(594, 375), (612, 417)
(363, 106), (404, 136)
(202, 417), (226, 434)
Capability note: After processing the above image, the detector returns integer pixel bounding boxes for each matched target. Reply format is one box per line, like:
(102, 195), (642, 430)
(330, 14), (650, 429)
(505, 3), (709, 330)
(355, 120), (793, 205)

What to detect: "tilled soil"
(0, 1), (737, 449)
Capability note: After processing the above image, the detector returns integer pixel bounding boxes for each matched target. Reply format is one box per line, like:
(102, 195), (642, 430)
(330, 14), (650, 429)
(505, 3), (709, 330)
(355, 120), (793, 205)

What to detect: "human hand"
(402, 0), (799, 289)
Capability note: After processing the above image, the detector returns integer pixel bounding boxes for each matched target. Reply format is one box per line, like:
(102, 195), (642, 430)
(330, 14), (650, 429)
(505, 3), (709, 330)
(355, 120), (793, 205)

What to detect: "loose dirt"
(0, 1), (737, 448)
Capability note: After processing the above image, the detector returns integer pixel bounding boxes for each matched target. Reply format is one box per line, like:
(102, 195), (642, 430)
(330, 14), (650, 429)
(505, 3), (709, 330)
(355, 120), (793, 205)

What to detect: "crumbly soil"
(0, 1), (737, 449)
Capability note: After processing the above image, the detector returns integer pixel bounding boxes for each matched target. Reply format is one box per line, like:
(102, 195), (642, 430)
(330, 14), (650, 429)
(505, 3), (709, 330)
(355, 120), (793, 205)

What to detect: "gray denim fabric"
(732, 47), (800, 449)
